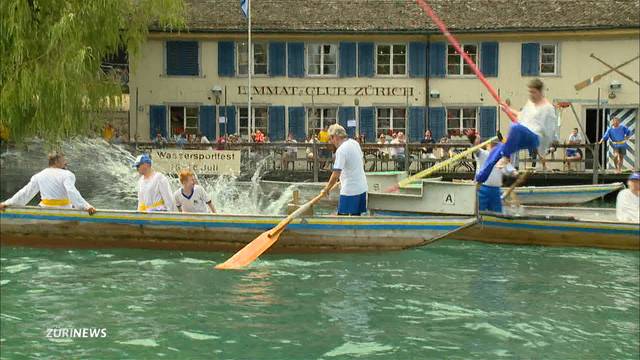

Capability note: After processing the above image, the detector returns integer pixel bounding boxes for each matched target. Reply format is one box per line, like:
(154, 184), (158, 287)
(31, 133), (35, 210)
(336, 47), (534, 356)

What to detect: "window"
(166, 41), (199, 76)
(307, 44), (337, 75)
(238, 107), (268, 139)
(540, 44), (557, 75)
(447, 44), (478, 75)
(237, 42), (268, 75)
(376, 108), (406, 136)
(447, 108), (477, 137)
(169, 106), (199, 137)
(376, 44), (406, 76)
(307, 108), (337, 135)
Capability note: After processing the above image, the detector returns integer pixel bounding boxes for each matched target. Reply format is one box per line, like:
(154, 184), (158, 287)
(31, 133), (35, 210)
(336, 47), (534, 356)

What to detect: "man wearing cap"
(133, 154), (175, 212)
(321, 124), (368, 215)
(0, 152), (96, 214)
(471, 133), (518, 213)
(599, 117), (632, 174)
(616, 172), (639, 223)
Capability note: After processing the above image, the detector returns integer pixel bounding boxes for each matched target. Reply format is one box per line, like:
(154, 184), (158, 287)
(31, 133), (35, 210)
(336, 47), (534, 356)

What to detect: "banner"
(151, 149), (241, 176)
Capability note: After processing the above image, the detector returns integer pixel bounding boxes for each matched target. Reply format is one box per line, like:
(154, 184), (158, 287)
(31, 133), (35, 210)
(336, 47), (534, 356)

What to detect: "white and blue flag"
(240, 0), (248, 17)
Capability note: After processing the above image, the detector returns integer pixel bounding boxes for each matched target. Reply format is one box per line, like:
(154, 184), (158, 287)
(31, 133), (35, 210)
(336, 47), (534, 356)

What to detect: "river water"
(1, 141), (639, 359)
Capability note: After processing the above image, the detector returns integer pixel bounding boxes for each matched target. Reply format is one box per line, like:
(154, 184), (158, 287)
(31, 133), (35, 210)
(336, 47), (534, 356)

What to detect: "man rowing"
(476, 78), (556, 182)
(0, 152), (96, 214)
(616, 172), (639, 223)
(134, 154), (175, 212)
(599, 117), (632, 174)
(321, 124), (368, 216)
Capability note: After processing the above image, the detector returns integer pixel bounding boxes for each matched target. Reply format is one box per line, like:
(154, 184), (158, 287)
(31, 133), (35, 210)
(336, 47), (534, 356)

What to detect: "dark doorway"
(585, 108), (608, 169)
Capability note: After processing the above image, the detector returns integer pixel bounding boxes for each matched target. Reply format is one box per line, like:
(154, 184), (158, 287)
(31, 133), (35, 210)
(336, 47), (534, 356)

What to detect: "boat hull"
(508, 183), (624, 205)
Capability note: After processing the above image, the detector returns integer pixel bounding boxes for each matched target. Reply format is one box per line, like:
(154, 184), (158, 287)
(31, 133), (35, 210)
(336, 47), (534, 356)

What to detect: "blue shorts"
(478, 185), (502, 213)
(566, 149), (577, 157)
(338, 192), (367, 215)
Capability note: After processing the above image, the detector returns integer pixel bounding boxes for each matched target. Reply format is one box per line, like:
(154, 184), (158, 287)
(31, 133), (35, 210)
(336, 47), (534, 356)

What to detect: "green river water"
(1, 242), (638, 359)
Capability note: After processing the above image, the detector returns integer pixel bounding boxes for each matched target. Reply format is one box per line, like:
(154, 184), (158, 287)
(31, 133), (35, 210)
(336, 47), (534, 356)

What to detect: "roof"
(174, 0), (640, 34)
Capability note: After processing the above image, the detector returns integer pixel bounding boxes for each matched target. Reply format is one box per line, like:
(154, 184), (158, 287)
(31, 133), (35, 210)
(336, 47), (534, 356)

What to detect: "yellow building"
(129, 0), (639, 166)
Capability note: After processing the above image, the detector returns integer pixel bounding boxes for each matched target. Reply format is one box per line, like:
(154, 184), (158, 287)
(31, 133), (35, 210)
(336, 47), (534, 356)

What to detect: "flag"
(240, 0), (248, 18)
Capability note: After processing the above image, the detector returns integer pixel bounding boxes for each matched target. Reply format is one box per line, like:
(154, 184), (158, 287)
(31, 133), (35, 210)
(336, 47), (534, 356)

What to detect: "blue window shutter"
(339, 42), (357, 77)
(409, 42), (427, 77)
(149, 105), (167, 138)
(166, 41), (199, 76)
(358, 43), (374, 77)
(225, 106), (237, 135)
(218, 41), (235, 77)
(338, 107), (356, 138)
(199, 106), (216, 140)
(288, 107), (306, 140)
(521, 43), (540, 76)
(428, 107), (446, 141)
(480, 42), (499, 77)
(269, 42), (286, 77)
(408, 107), (426, 142)
(479, 106), (497, 139)
(428, 42), (446, 77)
(287, 43), (305, 77)
(359, 107), (375, 142)
(268, 106), (286, 141)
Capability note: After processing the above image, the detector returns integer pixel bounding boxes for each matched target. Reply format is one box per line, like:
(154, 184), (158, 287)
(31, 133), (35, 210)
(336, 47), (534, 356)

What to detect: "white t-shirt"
(333, 139), (368, 196)
(616, 188), (639, 223)
(390, 138), (405, 156)
(137, 172), (175, 211)
(519, 100), (557, 154)
(475, 149), (516, 187)
(174, 185), (211, 213)
(4, 167), (91, 209)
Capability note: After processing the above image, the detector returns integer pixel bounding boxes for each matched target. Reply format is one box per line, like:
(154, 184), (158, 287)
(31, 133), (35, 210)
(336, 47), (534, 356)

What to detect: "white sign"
(442, 192), (455, 205)
(219, 116), (227, 124)
(151, 149), (241, 176)
(347, 120), (357, 128)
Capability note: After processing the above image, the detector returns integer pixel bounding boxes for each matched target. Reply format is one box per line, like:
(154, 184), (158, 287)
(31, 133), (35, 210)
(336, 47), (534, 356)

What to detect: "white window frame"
(375, 43), (407, 77)
(376, 107), (407, 136)
(168, 105), (200, 137)
(539, 43), (559, 76)
(237, 106), (269, 139)
(306, 43), (338, 77)
(446, 43), (479, 76)
(446, 107), (478, 137)
(237, 42), (269, 76)
(306, 107), (338, 135)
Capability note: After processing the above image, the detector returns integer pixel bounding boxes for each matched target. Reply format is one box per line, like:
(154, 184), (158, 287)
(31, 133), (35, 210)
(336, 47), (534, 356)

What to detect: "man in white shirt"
(476, 78), (556, 182)
(174, 169), (215, 213)
(0, 152), (96, 214)
(616, 172), (639, 223)
(321, 124), (368, 215)
(134, 154), (175, 212)
(565, 128), (583, 171)
(472, 136), (518, 213)
(390, 132), (407, 171)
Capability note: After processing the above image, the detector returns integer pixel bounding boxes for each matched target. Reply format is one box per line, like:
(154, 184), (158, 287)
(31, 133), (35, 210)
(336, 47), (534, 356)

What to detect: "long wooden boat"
(0, 207), (476, 252)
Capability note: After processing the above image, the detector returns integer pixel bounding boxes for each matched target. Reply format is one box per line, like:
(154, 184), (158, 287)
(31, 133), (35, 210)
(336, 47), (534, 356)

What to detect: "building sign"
(238, 85), (415, 97)
(151, 149), (241, 176)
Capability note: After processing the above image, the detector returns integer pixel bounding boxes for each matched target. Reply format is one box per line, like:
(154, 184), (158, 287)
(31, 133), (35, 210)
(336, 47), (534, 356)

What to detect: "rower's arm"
(63, 173), (91, 209)
(207, 201), (216, 214)
(158, 176), (176, 211)
(3, 177), (39, 207)
(322, 170), (340, 196)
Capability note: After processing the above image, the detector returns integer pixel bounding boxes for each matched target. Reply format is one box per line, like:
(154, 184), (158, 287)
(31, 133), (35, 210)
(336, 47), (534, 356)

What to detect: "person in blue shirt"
(599, 117), (632, 174)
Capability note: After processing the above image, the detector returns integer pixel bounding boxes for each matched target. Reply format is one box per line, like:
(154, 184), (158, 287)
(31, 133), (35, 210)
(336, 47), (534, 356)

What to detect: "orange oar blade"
(214, 227), (285, 270)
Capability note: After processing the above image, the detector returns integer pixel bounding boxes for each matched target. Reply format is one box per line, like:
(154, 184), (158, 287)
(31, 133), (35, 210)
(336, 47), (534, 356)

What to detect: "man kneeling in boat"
(174, 169), (215, 213)
(134, 154), (175, 212)
(0, 152), (96, 214)
(321, 124), (368, 215)
(616, 172), (639, 223)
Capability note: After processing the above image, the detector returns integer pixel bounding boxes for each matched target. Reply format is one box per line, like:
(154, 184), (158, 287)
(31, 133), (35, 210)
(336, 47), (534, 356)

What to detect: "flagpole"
(247, 0), (253, 139)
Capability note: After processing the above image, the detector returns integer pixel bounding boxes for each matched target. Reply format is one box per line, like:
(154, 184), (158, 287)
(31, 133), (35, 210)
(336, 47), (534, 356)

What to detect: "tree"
(0, 0), (186, 143)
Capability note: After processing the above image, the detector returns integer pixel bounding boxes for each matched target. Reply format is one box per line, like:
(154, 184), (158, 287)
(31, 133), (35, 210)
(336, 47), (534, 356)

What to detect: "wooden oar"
(214, 183), (339, 270)
(501, 170), (532, 204)
(589, 53), (640, 86)
(385, 137), (497, 192)
(574, 55), (639, 91)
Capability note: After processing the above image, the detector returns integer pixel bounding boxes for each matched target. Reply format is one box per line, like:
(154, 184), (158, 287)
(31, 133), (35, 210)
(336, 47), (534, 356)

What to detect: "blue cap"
(133, 154), (152, 168)
(629, 172), (640, 181)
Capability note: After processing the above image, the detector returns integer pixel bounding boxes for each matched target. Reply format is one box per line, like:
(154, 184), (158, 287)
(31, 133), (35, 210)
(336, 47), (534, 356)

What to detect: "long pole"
(593, 88), (601, 184)
(247, 0), (252, 138)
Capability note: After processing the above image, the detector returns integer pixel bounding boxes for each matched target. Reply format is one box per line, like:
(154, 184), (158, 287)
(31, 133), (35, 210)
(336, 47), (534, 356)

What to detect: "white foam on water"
(110, 260), (136, 264)
(464, 322), (524, 341)
(127, 305), (145, 312)
(323, 342), (394, 357)
(138, 259), (172, 266)
(38, 264), (75, 271)
(179, 258), (212, 264)
(0, 313), (22, 321)
(0, 280), (10, 286)
(167, 347), (180, 352)
(117, 339), (159, 347)
(96, 254), (115, 258)
(225, 340), (237, 344)
(3, 264), (32, 274)
(26, 289), (46, 294)
(48, 338), (73, 344)
(181, 331), (219, 340)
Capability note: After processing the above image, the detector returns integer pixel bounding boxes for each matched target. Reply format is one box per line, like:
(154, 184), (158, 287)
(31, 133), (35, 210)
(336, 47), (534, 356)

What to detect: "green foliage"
(0, 0), (185, 143)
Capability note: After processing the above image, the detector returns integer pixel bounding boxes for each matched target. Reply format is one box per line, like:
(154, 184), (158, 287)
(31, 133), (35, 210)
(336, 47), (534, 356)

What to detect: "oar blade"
(214, 228), (284, 270)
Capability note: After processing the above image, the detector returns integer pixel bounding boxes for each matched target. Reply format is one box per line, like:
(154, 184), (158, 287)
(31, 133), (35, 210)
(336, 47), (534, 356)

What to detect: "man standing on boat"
(321, 124), (368, 216)
(134, 153), (175, 212)
(599, 117), (632, 174)
(0, 152), (96, 214)
(616, 172), (639, 223)
(476, 78), (556, 182)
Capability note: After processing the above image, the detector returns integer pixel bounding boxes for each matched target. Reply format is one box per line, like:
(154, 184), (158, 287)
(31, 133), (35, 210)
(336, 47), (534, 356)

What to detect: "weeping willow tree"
(0, 0), (186, 143)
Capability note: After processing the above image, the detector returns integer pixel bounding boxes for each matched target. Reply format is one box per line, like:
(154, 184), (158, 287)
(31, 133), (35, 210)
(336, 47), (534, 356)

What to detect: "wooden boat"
(0, 207), (476, 252)
(452, 206), (639, 250)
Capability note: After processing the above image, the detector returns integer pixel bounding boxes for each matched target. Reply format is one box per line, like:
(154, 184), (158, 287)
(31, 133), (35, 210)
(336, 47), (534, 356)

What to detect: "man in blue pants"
(599, 117), (632, 174)
(476, 79), (557, 183)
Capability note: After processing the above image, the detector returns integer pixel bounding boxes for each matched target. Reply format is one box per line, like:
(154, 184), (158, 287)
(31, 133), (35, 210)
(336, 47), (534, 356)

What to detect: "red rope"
(415, 0), (518, 124)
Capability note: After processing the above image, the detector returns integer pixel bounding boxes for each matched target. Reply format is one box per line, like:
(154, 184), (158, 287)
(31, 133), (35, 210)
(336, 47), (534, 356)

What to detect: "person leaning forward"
(0, 152), (96, 214)
(321, 124), (368, 216)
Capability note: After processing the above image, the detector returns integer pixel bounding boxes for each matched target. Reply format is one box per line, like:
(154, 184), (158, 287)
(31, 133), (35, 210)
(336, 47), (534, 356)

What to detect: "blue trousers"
(475, 123), (539, 183)
(478, 185), (502, 213)
(338, 192), (367, 215)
